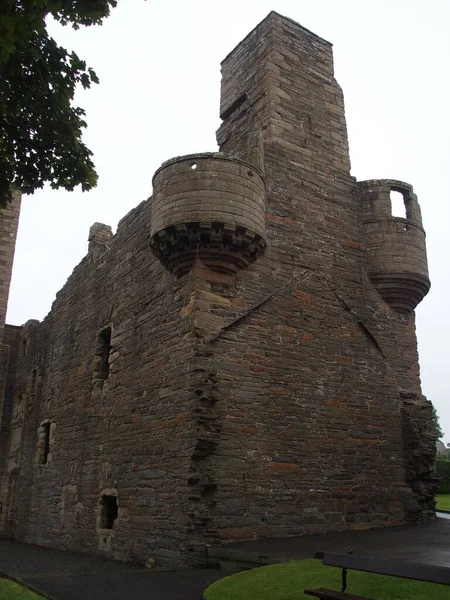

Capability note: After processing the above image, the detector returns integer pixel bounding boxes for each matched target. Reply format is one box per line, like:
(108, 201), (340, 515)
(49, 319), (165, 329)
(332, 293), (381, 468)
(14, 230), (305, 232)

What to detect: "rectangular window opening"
(101, 494), (118, 529)
(99, 327), (112, 380)
(390, 190), (406, 218)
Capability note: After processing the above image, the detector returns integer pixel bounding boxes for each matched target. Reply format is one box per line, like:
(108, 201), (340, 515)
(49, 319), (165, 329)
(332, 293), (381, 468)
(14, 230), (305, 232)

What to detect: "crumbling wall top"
(220, 11), (332, 67)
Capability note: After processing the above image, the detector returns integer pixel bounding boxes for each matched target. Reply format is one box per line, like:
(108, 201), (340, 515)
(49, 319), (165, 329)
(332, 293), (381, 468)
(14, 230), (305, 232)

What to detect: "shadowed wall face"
(0, 192), (22, 517)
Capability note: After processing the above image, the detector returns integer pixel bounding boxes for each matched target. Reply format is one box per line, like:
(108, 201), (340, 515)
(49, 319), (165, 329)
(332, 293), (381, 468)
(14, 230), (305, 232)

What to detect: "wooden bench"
(304, 551), (450, 600)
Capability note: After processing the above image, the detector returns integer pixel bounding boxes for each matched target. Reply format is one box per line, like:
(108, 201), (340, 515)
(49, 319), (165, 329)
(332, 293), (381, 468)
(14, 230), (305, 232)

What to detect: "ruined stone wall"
(0, 192), (22, 461)
(1, 201), (203, 567)
(0, 191), (23, 536)
(0, 324), (21, 536)
(0, 11), (435, 567)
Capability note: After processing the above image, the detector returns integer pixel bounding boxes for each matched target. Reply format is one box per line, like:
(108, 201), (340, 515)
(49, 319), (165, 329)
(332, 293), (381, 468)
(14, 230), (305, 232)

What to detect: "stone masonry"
(0, 12), (437, 568)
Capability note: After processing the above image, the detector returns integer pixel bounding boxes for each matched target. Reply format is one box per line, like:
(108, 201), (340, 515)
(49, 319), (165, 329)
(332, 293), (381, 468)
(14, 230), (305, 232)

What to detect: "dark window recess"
(99, 327), (112, 379)
(42, 422), (51, 464)
(22, 338), (27, 356)
(101, 495), (118, 529)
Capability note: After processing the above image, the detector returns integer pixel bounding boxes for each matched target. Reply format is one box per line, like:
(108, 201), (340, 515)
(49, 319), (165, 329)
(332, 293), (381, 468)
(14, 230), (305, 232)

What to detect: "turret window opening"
(390, 190), (406, 219)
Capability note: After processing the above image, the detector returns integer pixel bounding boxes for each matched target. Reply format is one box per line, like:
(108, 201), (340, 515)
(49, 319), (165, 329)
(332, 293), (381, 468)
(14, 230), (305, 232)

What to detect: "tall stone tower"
(150, 11), (435, 541)
(0, 13), (436, 568)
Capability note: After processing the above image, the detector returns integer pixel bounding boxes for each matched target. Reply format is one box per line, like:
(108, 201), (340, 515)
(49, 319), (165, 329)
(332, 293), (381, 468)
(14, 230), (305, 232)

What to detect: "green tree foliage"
(0, 0), (118, 208)
(436, 459), (450, 494)
(432, 406), (444, 440)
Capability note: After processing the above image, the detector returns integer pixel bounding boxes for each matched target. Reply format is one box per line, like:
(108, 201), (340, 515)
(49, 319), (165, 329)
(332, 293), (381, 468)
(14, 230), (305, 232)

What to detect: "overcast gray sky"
(6, 0), (450, 440)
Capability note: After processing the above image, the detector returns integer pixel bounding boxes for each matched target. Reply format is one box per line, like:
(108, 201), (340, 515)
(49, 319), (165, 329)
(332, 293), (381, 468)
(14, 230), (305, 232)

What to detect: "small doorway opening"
(101, 494), (118, 529)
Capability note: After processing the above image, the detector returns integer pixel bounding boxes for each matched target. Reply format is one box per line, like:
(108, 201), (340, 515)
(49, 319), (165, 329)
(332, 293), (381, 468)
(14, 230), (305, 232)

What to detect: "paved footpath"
(0, 539), (225, 600)
(2, 516), (450, 599)
(231, 514), (450, 566)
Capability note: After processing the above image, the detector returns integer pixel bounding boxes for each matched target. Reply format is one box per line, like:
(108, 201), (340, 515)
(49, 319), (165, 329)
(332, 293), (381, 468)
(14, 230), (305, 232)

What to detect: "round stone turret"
(150, 153), (266, 276)
(358, 179), (430, 313)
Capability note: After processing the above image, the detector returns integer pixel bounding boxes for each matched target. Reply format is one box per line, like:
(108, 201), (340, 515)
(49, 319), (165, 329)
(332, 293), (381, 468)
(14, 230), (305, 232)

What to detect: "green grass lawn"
(436, 494), (450, 510)
(0, 578), (45, 600)
(204, 559), (450, 600)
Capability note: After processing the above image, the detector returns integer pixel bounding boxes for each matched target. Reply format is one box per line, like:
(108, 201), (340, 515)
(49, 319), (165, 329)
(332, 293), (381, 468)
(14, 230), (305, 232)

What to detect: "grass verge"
(436, 494), (450, 510)
(0, 578), (46, 600)
(204, 559), (450, 600)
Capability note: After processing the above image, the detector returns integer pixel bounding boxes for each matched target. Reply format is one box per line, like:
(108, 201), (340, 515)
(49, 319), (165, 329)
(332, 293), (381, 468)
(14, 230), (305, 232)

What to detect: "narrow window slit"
(99, 327), (112, 380)
(42, 423), (51, 464)
(38, 421), (52, 465)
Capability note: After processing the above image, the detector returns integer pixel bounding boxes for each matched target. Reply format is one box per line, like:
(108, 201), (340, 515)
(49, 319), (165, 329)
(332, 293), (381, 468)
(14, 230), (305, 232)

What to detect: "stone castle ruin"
(0, 12), (437, 568)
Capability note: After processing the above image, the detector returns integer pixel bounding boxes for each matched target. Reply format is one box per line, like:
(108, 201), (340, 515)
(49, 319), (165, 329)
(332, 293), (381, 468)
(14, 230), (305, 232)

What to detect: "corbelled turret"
(150, 153), (266, 276)
(358, 179), (430, 312)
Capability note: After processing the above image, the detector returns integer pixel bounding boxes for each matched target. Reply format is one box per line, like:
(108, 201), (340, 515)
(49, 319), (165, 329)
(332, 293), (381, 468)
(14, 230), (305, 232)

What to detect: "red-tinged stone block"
(344, 240), (367, 251)
(324, 215), (342, 224)
(279, 325), (297, 335)
(232, 298), (246, 308)
(239, 427), (261, 435)
(324, 400), (345, 408)
(270, 462), (301, 474)
(266, 213), (297, 226)
(293, 289), (313, 303)
(299, 332), (314, 342)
